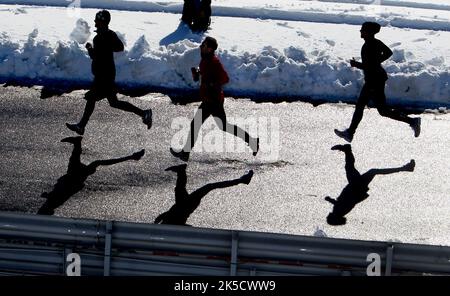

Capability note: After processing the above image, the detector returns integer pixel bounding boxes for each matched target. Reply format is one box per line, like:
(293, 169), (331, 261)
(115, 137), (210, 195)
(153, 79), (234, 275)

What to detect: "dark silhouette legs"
(78, 94), (145, 129)
(182, 0), (211, 32)
(155, 164), (254, 225)
(171, 102), (259, 161)
(165, 164), (189, 202)
(190, 170), (253, 201)
(88, 149), (145, 170)
(331, 144), (360, 182)
(38, 137), (145, 215)
(67, 89), (152, 135)
(183, 103), (255, 151)
(181, 0), (194, 25)
(336, 82), (421, 142)
(63, 136), (83, 172)
(348, 83), (415, 135)
(364, 160), (415, 183)
(107, 96), (145, 117)
(77, 99), (95, 132)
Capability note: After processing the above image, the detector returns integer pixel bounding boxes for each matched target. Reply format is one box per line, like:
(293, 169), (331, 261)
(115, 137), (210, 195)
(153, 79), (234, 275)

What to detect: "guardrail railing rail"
(0, 212), (449, 276)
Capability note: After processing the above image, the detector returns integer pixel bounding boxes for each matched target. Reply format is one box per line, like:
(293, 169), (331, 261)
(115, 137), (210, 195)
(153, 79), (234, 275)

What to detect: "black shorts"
(85, 78), (117, 101)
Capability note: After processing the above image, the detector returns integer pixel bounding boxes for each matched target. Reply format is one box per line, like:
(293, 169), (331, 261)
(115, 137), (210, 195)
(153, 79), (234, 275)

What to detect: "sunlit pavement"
(0, 85), (449, 245)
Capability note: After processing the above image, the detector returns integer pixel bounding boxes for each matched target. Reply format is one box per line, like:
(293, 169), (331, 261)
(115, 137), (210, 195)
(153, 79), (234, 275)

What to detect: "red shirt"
(199, 55), (229, 103)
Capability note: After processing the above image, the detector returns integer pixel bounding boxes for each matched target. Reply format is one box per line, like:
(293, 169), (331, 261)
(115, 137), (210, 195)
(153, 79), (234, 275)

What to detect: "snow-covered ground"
(0, 0), (449, 108)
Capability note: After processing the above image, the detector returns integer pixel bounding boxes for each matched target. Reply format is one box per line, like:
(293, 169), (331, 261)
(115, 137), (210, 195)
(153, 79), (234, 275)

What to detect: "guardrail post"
(104, 221), (112, 276)
(385, 244), (394, 276)
(230, 231), (239, 276)
(63, 247), (73, 276)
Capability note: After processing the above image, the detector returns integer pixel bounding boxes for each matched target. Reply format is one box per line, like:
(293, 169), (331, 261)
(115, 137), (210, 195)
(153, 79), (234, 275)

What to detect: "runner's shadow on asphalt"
(154, 164), (253, 226)
(37, 136), (145, 215)
(2, 81), (85, 99)
(159, 21), (204, 46)
(40, 84), (85, 99)
(325, 144), (415, 225)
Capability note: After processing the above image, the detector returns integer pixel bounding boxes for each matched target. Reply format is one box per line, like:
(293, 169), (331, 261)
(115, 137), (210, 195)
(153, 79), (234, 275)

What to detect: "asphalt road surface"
(0, 85), (449, 245)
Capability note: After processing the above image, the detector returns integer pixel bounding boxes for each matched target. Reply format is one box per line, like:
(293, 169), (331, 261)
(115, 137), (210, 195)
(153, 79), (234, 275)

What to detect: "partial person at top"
(181, 0), (212, 32)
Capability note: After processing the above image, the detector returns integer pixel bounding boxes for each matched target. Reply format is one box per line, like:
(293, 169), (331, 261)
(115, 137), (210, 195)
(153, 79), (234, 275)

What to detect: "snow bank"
(0, 1), (448, 108)
(323, 0), (450, 11)
(69, 19), (91, 44)
(1, 26), (448, 108)
(0, 29), (91, 82)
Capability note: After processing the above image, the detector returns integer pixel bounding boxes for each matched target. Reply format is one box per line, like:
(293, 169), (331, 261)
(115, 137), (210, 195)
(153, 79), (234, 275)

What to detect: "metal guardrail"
(0, 212), (449, 276)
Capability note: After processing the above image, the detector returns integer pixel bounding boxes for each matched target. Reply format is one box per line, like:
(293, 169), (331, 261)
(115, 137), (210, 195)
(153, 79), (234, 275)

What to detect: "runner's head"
(95, 10), (111, 29)
(200, 36), (218, 57)
(360, 22), (380, 39)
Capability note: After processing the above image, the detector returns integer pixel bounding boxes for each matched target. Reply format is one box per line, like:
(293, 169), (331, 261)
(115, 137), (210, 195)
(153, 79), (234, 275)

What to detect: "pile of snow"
(313, 227), (328, 237)
(69, 19), (91, 44)
(0, 1), (448, 108)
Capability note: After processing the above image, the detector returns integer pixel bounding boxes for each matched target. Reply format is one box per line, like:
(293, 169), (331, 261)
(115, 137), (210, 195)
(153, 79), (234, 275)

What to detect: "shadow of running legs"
(38, 136), (145, 215)
(325, 144), (415, 225)
(154, 164), (254, 225)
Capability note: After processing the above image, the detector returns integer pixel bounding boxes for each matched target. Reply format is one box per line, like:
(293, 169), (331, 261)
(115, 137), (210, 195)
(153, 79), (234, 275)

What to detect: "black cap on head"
(361, 22), (381, 34)
(95, 10), (111, 25)
(203, 36), (218, 51)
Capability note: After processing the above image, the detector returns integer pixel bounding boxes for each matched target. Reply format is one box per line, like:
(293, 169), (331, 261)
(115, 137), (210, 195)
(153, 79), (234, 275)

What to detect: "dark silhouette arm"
(86, 43), (96, 60)
(378, 41), (393, 63)
(154, 212), (169, 224)
(325, 196), (336, 204)
(351, 40), (392, 70)
(112, 32), (124, 52)
(88, 48), (95, 59)
(350, 59), (364, 69)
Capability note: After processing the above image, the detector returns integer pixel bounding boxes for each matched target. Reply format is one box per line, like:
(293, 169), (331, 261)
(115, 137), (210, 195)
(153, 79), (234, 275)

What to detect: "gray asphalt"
(0, 85), (449, 245)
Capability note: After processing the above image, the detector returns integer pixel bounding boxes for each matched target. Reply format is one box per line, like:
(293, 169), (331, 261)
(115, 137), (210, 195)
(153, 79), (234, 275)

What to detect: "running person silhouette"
(170, 36), (259, 161)
(66, 10), (152, 135)
(335, 22), (421, 143)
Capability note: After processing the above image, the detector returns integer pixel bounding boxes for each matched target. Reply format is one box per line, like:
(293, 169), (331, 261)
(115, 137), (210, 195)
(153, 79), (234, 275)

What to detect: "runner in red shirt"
(170, 37), (259, 161)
